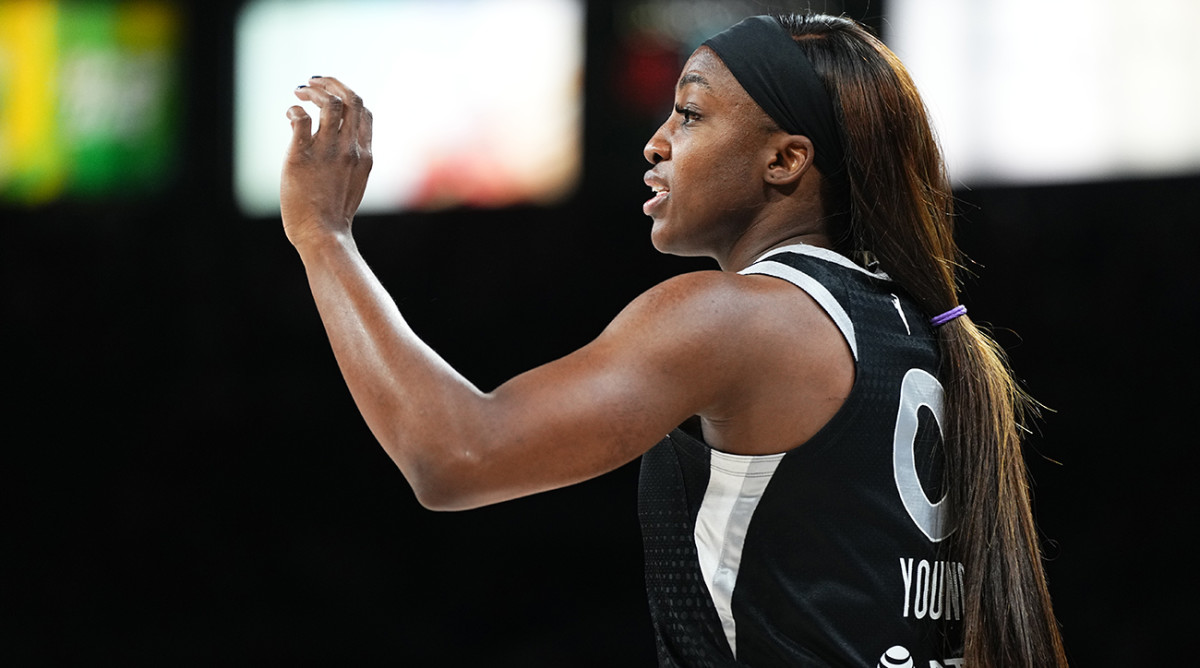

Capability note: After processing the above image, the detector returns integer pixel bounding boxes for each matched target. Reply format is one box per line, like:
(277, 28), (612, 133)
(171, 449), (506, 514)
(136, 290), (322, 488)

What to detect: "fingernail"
(296, 84), (308, 89)
(310, 75), (323, 79)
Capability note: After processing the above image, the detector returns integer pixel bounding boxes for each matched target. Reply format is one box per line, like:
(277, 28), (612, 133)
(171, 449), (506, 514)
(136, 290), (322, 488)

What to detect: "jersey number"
(892, 369), (952, 542)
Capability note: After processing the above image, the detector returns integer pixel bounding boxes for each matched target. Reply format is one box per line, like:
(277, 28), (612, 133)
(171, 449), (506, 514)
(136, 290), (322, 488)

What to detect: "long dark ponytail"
(777, 14), (1068, 667)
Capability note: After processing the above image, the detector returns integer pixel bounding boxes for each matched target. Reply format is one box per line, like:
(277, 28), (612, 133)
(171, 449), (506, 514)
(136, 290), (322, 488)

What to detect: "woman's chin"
(650, 223), (705, 259)
(649, 221), (678, 255)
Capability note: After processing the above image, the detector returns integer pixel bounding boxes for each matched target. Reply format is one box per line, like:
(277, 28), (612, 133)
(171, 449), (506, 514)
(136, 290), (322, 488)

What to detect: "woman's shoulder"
(604, 268), (842, 368)
(622, 268), (826, 327)
(619, 270), (854, 455)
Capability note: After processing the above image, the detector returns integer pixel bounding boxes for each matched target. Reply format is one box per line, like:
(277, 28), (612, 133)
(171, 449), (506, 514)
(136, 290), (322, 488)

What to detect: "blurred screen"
(234, 0), (584, 216)
(0, 0), (181, 205)
(888, 0), (1200, 186)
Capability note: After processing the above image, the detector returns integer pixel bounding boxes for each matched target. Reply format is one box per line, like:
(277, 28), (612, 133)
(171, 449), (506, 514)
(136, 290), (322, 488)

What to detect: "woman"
(280, 13), (1066, 668)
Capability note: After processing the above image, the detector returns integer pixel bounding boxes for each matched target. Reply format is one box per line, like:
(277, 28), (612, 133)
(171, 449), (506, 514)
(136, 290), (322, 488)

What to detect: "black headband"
(703, 15), (845, 176)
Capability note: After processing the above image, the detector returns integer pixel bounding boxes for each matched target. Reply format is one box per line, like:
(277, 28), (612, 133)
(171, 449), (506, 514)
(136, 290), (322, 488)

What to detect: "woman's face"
(642, 46), (776, 263)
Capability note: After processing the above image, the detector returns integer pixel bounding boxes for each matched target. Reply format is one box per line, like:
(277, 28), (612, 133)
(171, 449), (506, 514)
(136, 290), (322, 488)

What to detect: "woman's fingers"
(289, 77), (372, 162)
(285, 105), (313, 150)
(291, 77), (368, 143)
(293, 81), (345, 140)
(314, 77), (365, 140)
(360, 106), (373, 155)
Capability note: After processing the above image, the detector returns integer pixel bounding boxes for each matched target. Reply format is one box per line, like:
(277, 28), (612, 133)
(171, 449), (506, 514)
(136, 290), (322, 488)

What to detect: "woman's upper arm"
(411, 271), (746, 510)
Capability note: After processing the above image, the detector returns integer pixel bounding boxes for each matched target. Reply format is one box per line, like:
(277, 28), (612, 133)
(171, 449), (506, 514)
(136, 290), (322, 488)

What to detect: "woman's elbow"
(410, 479), (476, 512)
(392, 444), (488, 512)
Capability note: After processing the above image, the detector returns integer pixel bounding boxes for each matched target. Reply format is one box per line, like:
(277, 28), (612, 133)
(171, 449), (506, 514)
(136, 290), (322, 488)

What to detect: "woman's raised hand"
(280, 76), (373, 250)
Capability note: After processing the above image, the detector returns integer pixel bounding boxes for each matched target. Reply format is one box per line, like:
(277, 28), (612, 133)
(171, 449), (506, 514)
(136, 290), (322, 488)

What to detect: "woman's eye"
(675, 105), (698, 124)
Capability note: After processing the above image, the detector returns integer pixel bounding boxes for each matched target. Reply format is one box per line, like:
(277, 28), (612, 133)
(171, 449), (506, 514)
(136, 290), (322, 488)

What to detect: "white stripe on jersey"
(694, 449), (786, 658)
(739, 260), (859, 361)
(752, 243), (891, 280)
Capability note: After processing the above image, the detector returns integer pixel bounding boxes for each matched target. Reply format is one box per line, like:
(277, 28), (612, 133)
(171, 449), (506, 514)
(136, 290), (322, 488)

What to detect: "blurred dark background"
(5, 0), (1196, 664)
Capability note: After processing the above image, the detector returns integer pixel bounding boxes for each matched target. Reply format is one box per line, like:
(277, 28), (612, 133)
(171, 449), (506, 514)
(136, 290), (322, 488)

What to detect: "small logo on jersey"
(890, 294), (911, 334)
(878, 645), (914, 668)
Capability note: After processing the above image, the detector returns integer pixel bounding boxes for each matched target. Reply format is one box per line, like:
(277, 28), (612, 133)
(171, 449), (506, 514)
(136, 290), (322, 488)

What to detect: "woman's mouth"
(643, 186), (669, 216)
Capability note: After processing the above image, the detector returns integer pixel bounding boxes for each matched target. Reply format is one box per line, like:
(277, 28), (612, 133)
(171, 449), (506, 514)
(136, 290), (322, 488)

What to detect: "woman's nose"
(643, 125), (670, 164)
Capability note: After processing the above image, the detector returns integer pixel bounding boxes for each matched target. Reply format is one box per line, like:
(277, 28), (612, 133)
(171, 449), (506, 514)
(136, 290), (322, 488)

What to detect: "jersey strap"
(738, 243), (891, 363)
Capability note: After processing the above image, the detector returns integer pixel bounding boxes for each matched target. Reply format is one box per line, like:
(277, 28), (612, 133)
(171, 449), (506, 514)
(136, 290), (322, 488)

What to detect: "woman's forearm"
(295, 231), (488, 505)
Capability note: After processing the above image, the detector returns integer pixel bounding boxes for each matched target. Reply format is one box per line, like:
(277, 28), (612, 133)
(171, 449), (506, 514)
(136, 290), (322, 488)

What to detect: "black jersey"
(638, 244), (964, 667)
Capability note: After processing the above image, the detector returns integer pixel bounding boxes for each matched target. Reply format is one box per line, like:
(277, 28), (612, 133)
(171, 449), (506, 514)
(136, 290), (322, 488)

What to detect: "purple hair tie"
(930, 305), (967, 327)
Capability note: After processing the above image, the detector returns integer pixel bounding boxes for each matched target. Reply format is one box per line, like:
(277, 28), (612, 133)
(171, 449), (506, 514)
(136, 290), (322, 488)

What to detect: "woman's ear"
(764, 134), (815, 186)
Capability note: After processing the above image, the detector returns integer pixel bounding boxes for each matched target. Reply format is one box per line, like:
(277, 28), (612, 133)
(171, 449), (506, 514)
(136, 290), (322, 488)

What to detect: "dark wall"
(6, 1), (1195, 664)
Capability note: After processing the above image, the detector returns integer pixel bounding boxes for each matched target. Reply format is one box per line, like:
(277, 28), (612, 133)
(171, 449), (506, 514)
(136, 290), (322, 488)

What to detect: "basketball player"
(279, 14), (1066, 667)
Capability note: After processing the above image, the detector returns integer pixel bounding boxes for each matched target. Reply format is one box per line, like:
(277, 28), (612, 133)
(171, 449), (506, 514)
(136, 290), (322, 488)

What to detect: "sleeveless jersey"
(638, 244), (964, 667)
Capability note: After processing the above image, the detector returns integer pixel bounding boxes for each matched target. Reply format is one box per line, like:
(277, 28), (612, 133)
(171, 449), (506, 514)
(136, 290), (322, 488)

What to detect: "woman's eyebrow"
(677, 72), (711, 91)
